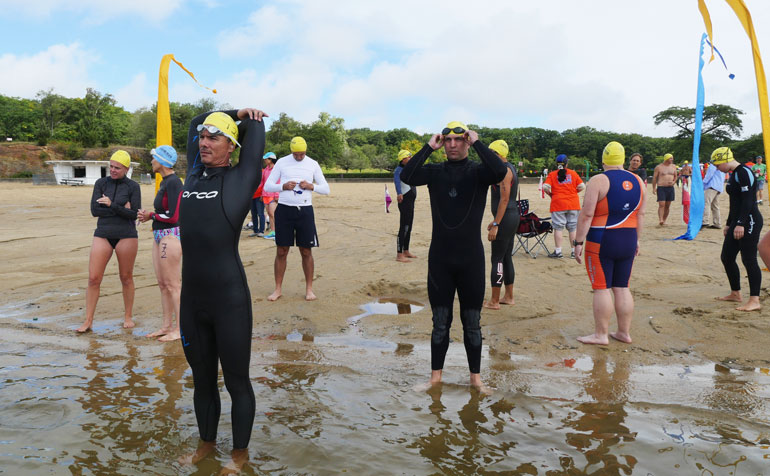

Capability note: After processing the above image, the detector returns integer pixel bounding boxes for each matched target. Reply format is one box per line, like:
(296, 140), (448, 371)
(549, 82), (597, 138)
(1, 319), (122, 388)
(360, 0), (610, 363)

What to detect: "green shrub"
(11, 170), (34, 178)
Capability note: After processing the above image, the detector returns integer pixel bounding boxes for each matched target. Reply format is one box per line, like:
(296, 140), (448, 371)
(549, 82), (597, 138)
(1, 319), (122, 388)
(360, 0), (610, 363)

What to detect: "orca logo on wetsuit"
(183, 191), (219, 199)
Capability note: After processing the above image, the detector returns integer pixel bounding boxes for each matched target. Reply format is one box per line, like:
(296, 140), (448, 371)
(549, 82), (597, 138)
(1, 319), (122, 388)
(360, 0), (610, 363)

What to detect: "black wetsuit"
(395, 164), (416, 253)
(490, 162), (520, 288)
(401, 142), (506, 374)
(90, 176), (141, 248)
(151, 173), (183, 230)
(179, 110), (265, 450)
(721, 164), (763, 296)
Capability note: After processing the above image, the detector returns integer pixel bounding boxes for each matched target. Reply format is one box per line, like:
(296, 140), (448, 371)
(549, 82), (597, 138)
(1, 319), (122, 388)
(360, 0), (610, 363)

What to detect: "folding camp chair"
(512, 199), (553, 258)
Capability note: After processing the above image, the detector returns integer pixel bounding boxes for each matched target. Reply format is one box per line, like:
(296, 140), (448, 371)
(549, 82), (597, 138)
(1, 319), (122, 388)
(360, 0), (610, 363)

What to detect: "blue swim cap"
(263, 152), (277, 160)
(151, 145), (177, 168)
(556, 154), (568, 163)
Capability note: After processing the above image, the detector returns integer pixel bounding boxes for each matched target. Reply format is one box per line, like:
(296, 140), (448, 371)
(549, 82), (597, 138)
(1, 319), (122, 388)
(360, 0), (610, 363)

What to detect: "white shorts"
(551, 210), (579, 231)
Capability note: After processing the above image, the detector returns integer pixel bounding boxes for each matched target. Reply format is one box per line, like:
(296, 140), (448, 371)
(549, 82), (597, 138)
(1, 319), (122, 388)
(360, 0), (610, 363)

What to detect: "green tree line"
(0, 89), (763, 173)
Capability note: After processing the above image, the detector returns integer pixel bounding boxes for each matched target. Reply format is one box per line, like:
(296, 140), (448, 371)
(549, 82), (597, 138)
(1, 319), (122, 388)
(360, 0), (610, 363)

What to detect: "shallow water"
(1, 319), (769, 476)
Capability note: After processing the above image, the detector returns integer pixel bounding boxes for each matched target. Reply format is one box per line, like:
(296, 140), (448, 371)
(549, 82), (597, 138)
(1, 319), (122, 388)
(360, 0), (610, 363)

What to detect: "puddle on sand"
(1, 325), (770, 474)
(348, 297), (424, 324)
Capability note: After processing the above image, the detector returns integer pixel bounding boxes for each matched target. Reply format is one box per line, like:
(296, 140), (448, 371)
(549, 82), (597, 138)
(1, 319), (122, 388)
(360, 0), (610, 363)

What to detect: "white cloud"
(114, 73), (155, 112)
(0, 0), (183, 23)
(0, 43), (96, 98)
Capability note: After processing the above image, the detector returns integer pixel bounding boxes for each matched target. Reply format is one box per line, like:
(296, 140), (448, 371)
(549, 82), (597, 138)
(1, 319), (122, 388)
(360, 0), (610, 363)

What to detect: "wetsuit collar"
(202, 166), (229, 178)
(447, 157), (469, 166)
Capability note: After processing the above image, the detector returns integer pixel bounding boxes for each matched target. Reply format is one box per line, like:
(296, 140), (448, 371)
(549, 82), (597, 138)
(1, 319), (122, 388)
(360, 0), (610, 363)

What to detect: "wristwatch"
(492, 222), (499, 227)
(572, 240), (583, 247)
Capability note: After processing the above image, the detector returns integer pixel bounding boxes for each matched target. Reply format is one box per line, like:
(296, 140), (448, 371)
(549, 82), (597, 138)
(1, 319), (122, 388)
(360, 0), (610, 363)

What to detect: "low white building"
(46, 160), (139, 185)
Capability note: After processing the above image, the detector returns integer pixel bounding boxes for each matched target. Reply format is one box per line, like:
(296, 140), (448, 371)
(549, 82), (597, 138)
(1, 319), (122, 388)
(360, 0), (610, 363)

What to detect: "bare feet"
(123, 319), (135, 329)
(404, 251), (418, 258)
(609, 332), (632, 344)
(158, 330), (181, 342)
(76, 322), (92, 333)
(396, 256), (411, 263)
(305, 290), (317, 301)
(577, 333), (609, 345)
(178, 440), (216, 465)
(469, 373), (493, 395)
(716, 291), (742, 302)
(483, 301), (500, 310)
(267, 290), (282, 301)
(736, 297), (761, 312)
(499, 297), (515, 305)
(219, 449), (249, 475)
(146, 327), (171, 338)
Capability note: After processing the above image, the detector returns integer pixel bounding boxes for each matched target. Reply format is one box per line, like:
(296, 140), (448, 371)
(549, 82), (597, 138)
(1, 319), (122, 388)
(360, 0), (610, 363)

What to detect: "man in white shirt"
(264, 136), (330, 301)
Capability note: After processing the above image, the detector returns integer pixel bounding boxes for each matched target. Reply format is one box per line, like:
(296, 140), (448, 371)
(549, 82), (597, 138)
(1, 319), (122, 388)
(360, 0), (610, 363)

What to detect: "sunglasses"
(442, 126), (467, 135)
(196, 124), (225, 136)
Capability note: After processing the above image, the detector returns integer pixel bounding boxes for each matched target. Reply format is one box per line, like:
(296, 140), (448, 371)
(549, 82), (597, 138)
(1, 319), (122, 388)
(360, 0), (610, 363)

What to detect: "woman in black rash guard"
(712, 147), (762, 312)
(401, 121), (507, 392)
(484, 140), (519, 310)
(177, 108), (266, 466)
(137, 145), (183, 342)
(77, 150), (141, 333)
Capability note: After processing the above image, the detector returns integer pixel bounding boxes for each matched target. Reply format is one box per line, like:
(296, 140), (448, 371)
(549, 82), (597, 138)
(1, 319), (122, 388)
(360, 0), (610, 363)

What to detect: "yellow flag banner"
(722, 0), (770, 163)
(155, 54), (217, 191)
(698, 0), (716, 61)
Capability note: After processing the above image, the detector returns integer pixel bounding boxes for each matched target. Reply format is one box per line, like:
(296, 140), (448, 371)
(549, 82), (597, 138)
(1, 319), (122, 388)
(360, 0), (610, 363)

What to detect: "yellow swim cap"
(290, 136), (307, 153)
(397, 149), (412, 161)
(202, 112), (240, 147)
(663, 153), (673, 161)
(602, 141), (625, 166)
(711, 147), (733, 165)
(489, 140), (509, 159)
(110, 150), (131, 169)
(442, 121), (468, 136)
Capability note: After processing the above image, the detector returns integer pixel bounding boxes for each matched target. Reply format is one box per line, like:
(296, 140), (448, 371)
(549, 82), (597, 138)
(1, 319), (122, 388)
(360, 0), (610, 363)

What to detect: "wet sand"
(1, 181), (769, 474)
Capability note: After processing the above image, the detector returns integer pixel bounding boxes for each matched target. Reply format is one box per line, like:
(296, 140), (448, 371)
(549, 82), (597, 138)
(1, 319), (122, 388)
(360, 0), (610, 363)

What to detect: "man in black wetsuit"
(401, 121), (507, 391)
(178, 108), (266, 467)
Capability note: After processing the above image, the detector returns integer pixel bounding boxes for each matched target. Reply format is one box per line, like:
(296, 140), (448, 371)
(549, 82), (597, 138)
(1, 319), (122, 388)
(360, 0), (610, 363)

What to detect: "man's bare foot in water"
(736, 297), (761, 312)
(178, 440), (215, 465)
(404, 251), (418, 258)
(305, 290), (317, 301)
(483, 301), (500, 310)
(470, 373), (493, 395)
(414, 369), (443, 392)
(267, 290), (282, 301)
(146, 327), (171, 338)
(577, 333), (609, 345)
(123, 318), (135, 329)
(158, 330), (181, 342)
(609, 332), (632, 344)
(716, 291), (742, 302)
(219, 449), (249, 476)
(76, 321), (93, 333)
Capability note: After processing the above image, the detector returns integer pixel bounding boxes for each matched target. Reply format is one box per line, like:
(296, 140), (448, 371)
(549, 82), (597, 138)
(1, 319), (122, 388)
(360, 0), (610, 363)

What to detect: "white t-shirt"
(263, 155), (330, 206)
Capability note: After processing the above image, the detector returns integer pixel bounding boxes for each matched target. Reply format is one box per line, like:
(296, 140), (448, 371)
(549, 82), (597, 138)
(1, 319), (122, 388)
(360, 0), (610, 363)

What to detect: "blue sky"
(1, 0), (769, 138)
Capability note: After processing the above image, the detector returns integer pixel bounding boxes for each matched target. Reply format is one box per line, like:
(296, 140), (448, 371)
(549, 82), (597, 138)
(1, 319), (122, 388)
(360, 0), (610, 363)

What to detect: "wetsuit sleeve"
(312, 162), (330, 195)
(473, 141), (507, 185)
(155, 177), (183, 224)
(90, 179), (115, 217)
(393, 167), (403, 194)
(400, 144), (436, 186)
(263, 161), (283, 193)
(232, 118), (265, 193)
(111, 181), (140, 220)
(732, 166), (756, 227)
(187, 109), (241, 175)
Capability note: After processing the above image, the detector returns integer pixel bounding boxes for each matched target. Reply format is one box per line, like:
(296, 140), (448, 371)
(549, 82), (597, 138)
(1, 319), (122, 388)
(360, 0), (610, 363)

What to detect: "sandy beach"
(1, 181), (768, 366)
(1, 180), (769, 474)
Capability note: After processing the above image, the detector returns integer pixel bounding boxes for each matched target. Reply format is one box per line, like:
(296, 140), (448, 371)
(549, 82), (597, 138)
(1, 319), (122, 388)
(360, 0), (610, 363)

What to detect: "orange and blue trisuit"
(585, 170), (645, 290)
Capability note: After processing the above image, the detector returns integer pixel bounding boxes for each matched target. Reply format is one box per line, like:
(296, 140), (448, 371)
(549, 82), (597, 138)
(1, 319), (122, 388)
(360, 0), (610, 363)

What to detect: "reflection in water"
(1, 327), (769, 474)
(348, 297), (425, 323)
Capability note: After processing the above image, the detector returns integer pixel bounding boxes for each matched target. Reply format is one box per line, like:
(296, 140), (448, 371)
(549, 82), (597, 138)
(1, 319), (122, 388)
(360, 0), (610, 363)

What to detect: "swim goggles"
(441, 126), (467, 135)
(196, 124), (241, 147)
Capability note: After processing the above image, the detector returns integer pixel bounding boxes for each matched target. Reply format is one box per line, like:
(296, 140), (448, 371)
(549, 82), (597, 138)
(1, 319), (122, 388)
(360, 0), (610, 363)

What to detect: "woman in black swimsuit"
(77, 150), (141, 333)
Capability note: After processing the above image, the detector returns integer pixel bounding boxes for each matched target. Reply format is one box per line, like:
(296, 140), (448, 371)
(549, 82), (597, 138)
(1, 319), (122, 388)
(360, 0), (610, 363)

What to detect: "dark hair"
(630, 152), (643, 161)
(557, 158), (568, 182)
